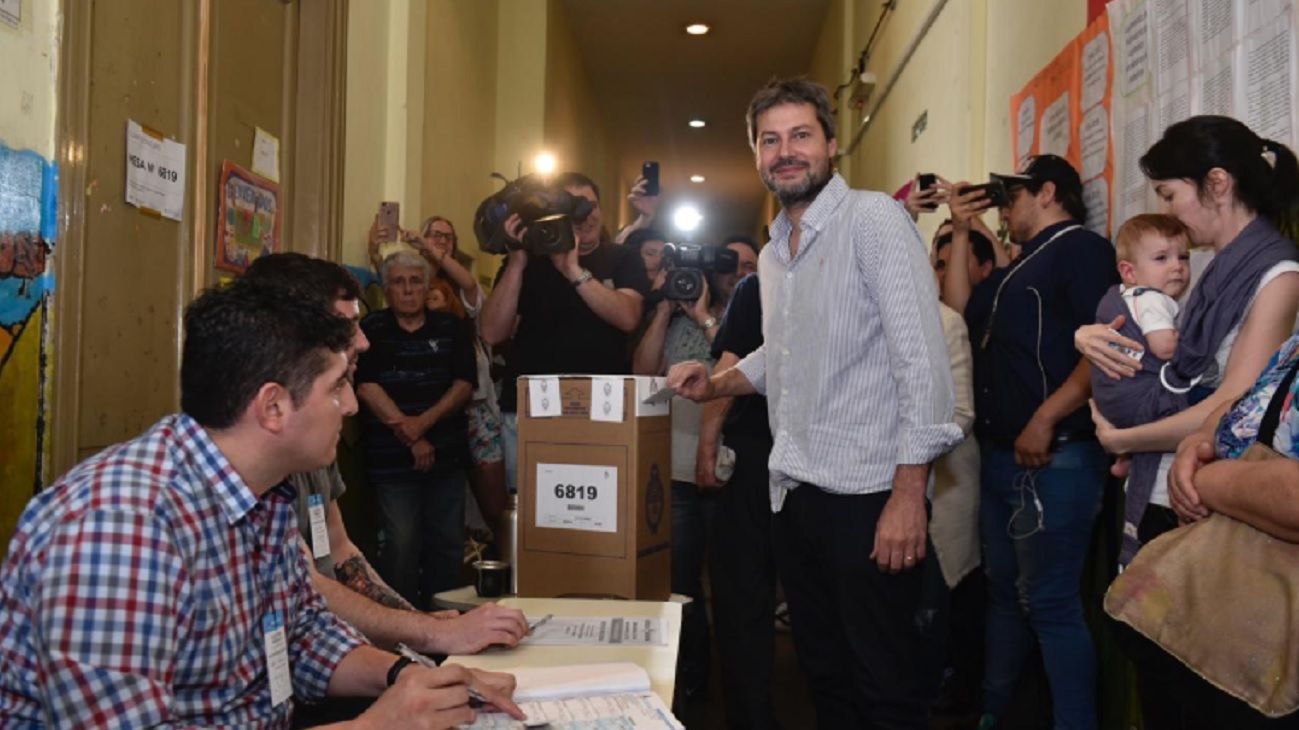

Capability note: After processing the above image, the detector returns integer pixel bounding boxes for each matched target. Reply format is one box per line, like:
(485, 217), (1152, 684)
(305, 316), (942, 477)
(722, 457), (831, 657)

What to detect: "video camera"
(473, 173), (595, 256)
(659, 243), (739, 301)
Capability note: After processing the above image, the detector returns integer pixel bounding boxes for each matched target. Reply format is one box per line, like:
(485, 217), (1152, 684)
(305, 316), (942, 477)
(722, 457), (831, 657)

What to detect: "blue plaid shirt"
(0, 414), (365, 728)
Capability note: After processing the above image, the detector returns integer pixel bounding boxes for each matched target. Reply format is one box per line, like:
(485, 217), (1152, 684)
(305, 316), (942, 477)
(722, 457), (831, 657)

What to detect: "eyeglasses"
(424, 230), (454, 240)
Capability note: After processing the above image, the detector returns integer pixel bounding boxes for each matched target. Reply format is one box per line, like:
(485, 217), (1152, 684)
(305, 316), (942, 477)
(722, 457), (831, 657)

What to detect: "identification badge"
(307, 494), (330, 560)
(263, 611), (292, 707)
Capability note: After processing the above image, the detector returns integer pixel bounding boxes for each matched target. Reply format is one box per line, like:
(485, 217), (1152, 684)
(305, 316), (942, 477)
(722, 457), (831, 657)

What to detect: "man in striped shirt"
(669, 77), (962, 729)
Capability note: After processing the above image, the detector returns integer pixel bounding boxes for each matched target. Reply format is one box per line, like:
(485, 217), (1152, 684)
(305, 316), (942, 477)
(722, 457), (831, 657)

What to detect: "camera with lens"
(660, 243), (739, 301)
(473, 173), (595, 257)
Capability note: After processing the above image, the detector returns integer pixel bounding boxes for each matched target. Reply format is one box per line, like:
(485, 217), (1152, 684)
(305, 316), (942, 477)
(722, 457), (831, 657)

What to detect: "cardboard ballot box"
(516, 375), (672, 600)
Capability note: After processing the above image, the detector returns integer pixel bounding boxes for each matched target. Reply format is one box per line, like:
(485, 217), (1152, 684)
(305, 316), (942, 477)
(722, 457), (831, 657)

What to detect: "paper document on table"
(524, 617), (669, 646)
(461, 691), (683, 729)
(459, 662), (683, 729)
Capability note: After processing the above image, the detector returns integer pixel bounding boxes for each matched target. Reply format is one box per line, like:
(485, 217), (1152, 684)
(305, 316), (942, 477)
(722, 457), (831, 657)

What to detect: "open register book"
(461, 662), (683, 730)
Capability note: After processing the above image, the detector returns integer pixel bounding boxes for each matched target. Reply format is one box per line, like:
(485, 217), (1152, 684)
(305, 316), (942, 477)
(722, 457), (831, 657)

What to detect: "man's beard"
(761, 157), (833, 209)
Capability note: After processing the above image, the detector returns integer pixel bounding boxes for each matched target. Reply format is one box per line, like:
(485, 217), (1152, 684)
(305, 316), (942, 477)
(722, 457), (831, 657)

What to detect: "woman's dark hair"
(1140, 115), (1299, 235)
(624, 228), (667, 252)
(721, 234), (760, 257)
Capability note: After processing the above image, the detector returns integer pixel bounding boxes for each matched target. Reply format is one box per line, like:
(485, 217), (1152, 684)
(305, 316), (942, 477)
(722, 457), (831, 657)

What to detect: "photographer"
(479, 171), (650, 489)
(630, 234), (758, 700)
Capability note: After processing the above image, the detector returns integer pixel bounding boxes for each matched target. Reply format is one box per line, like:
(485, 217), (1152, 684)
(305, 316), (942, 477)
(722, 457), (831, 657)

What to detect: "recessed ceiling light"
(688, 119), (706, 128)
(533, 152), (556, 175)
(690, 175), (706, 183)
(685, 23), (710, 35)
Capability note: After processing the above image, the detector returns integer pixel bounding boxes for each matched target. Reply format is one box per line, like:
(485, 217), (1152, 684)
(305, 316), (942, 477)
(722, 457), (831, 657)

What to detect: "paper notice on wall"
(125, 120), (187, 221)
(1243, 6), (1295, 143)
(0, 0), (19, 28)
(252, 127), (280, 183)
(528, 377), (562, 418)
(1120, 107), (1151, 211)
(1015, 96), (1037, 165)
(535, 463), (618, 533)
(1121, 2), (1151, 96)
(1196, 51), (1238, 117)
(1084, 178), (1110, 234)
(1082, 31), (1111, 109)
(590, 376), (625, 423)
(1156, 86), (1191, 135)
(1041, 94), (1072, 158)
(1080, 105), (1110, 180)
(1153, 0), (1191, 92)
(1195, 0), (1237, 64)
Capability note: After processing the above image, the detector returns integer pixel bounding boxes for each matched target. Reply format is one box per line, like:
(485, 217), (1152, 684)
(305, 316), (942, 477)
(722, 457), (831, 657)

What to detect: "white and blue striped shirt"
(735, 174), (962, 511)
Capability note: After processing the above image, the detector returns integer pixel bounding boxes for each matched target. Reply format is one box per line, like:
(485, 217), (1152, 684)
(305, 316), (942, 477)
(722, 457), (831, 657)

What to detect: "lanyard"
(979, 224), (1081, 349)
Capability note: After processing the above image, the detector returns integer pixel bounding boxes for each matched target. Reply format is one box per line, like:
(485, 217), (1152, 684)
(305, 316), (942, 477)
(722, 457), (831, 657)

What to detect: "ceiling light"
(533, 152), (557, 175)
(688, 119), (706, 129)
(690, 175), (706, 183)
(685, 23), (710, 35)
(673, 205), (703, 232)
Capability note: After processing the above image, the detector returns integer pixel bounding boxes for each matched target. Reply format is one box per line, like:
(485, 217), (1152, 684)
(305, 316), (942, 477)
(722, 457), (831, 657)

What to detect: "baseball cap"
(991, 154), (1082, 198)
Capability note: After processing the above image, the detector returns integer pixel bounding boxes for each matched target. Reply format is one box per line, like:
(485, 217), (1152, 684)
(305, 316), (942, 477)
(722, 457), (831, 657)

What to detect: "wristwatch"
(386, 655), (414, 687)
(571, 268), (594, 287)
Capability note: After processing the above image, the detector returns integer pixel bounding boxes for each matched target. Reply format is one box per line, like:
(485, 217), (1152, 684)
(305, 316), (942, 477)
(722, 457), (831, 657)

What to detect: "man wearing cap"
(943, 154), (1117, 730)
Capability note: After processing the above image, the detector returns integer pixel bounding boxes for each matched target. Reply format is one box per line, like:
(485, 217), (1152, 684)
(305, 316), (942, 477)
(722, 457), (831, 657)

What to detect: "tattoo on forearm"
(334, 556), (415, 611)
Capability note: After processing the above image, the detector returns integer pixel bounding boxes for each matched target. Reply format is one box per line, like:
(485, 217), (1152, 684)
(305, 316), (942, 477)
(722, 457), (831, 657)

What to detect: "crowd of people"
(1, 72), (1298, 730)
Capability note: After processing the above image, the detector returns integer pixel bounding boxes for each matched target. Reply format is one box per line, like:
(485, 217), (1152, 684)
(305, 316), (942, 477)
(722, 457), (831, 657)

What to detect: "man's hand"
(1014, 413), (1056, 468)
(946, 182), (992, 228)
(421, 603), (531, 655)
(870, 477), (928, 573)
(679, 278), (711, 325)
(388, 414), (429, 446)
(903, 175), (950, 219)
(1170, 431), (1216, 522)
(666, 361), (715, 402)
(503, 214), (526, 245)
(368, 215), (392, 269)
(628, 175), (660, 220)
(411, 440), (436, 472)
(550, 244), (582, 281)
(430, 609), (461, 620)
(357, 663), (523, 729)
(695, 441), (722, 489)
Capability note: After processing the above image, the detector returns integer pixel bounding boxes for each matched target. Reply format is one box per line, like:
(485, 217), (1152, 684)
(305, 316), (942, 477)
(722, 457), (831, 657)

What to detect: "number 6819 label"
(536, 463), (618, 533)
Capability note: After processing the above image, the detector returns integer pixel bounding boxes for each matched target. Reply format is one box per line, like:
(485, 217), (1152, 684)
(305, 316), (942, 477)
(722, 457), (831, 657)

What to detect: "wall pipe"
(842, 0), (951, 157)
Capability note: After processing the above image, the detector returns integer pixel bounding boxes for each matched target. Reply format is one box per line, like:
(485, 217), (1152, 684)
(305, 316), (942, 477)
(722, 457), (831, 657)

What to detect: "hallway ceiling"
(562, 0), (833, 243)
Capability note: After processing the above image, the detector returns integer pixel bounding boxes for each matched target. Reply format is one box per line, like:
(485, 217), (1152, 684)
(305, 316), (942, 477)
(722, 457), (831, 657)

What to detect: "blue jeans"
(375, 470), (467, 611)
(980, 442), (1107, 730)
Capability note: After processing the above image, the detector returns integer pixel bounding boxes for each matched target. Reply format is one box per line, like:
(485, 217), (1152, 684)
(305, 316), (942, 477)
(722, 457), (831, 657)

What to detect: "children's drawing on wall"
(0, 143), (58, 540)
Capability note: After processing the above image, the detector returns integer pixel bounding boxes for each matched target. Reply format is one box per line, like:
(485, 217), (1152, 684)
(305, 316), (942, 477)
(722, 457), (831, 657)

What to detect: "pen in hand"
(394, 643), (488, 708)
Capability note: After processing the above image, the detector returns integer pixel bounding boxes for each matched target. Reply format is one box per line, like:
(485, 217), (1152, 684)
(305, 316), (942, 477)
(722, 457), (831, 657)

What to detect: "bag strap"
(1258, 355), (1299, 445)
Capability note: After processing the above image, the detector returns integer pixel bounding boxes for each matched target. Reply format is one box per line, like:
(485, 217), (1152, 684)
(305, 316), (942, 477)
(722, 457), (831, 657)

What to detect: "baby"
(1092, 214), (1191, 428)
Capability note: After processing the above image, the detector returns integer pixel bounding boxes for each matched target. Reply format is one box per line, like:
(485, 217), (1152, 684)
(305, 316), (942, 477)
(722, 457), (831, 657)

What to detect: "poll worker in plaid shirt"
(0, 283), (523, 728)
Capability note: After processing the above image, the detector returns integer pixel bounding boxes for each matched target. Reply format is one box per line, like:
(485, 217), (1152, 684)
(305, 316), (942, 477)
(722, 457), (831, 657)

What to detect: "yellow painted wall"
(0, 0), (59, 550)
(543, 0), (617, 217)
(814, 0), (1086, 244)
(343, 0), (617, 283)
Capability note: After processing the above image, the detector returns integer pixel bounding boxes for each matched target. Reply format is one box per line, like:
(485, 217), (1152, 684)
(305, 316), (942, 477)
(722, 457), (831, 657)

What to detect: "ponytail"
(1262, 138), (1299, 239)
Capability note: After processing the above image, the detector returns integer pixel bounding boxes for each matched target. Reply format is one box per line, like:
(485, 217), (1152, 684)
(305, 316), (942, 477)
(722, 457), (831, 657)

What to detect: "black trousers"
(708, 433), (779, 729)
(1117, 505), (1299, 730)
(774, 484), (949, 730)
